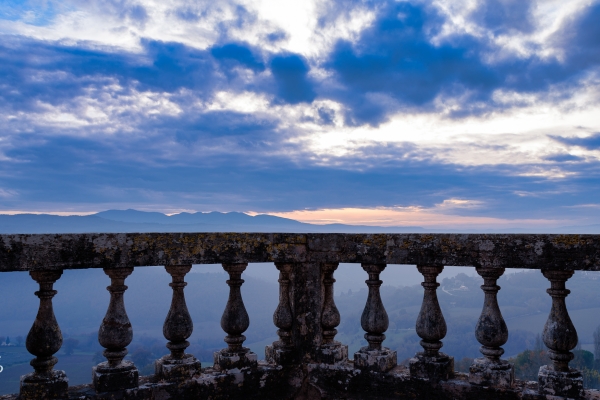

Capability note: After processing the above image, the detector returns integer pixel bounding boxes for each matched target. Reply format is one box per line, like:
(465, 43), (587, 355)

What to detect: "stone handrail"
(1, 232), (599, 400)
(1, 233), (599, 271)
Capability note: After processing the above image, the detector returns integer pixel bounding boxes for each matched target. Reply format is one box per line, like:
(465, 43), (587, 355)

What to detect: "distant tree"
(63, 338), (79, 356)
(534, 333), (544, 352)
(594, 325), (600, 360)
(15, 335), (23, 347)
(5, 336), (9, 345)
(131, 347), (153, 368)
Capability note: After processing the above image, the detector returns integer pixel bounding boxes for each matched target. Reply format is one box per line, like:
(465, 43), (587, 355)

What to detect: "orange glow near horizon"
(259, 207), (569, 229)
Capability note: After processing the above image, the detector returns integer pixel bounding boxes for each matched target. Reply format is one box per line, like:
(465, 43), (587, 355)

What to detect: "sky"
(0, 0), (599, 229)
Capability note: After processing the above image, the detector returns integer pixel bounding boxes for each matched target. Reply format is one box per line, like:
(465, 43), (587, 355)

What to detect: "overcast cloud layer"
(0, 0), (599, 228)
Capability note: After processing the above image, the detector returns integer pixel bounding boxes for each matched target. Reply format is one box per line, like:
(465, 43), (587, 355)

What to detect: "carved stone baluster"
(354, 264), (397, 372)
(213, 263), (257, 370)
(20, 270), (68, 400)
(538, 270), (584, 398)
(469, 268), (514, 388)
(155, 265), (201, 381)
(93, 267), (138, 393)
(266, 263), (296, 365)
(409, 265), (453, 381)
(317, 262), (348, 363)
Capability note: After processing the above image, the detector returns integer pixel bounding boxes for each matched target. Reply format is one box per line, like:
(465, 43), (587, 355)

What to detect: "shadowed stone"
(155, 265), (201, 381)
(353, 263), (397, 373)
(316, 262), (348, 364)
(214, 263), (257, 371)
(538, 269), (584, 399)
(20, 270), (68, 400)
(266, 263), (296, 365)
(93, 267), (139, 392)
(469, 267), (514, 388)
(409, 265), (454, 382)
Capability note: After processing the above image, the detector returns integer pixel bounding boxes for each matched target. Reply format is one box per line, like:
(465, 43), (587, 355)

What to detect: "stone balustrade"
(1, 233), (599, 399)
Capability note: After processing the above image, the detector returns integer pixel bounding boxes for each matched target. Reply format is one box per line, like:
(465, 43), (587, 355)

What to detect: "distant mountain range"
(0, 209), (598, 234)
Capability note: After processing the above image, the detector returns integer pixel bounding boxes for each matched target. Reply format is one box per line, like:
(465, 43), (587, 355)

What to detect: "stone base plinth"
(20, 370), (68, 400)
(538, 365), (584, 399)
(468, 357), (514, 388)
(93, 360), (138, 393)
(409, 352), (454, 382)
(353, 347), (397, 373)
(316, 342), (348, 364)
(213, 348), (257, 371)
(155, 354), (201, 381)
(265, 344), (296, 366)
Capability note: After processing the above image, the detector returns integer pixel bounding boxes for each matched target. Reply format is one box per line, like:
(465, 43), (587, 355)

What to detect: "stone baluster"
(155, 265), (201, 381)
(469, 268), (513, 388)
(538, 269), (583, 398)
(354, 264), (397, 372)
(20, 270), (68, 400)
(214, 263), (257, 370)
(93, 267), (138, 393)
(409, 265), (453, 381)
(317, 262), (348, 363)
(266, 263), (295, 365)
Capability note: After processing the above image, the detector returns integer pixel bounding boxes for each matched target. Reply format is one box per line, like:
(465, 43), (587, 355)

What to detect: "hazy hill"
(0, 209), (599, 234)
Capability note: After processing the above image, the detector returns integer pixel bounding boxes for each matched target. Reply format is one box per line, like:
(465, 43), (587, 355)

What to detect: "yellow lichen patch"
(552, 235), (583, 247)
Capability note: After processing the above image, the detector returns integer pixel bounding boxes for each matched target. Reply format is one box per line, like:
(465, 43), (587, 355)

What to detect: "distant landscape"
(1, 209), (599, 234)
(1, 210), (600, 394)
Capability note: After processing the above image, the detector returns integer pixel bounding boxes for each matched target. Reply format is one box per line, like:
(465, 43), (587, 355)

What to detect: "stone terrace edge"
(1, 233), (599, 272)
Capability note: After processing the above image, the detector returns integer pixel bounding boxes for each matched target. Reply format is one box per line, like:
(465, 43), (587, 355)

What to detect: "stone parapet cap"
(0, 233), (598, 272)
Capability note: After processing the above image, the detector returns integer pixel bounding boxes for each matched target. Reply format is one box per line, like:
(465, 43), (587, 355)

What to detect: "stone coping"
(1, 233), (599, 272)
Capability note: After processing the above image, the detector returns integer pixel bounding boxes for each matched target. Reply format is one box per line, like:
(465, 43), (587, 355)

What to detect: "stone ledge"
(3, 364), (600, 399)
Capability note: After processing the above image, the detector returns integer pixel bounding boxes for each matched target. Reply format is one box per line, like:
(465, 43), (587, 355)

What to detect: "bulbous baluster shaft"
(273, 263), (293, 349)
(409, 265), (453, 381)
(415, 265), (446, 356)
(93, 267), (138, 392)
(221, 263), (250, 352)
(99, 268), (134, 367)
(360, 264), (389, 351)
(156, 265), (201, 381)
(163, 265), (194, 358)
(266, 263), (296, 365)
(469, 267), (513, 388)
(316, 262), (347, 363)
(354, 264), (397, 372)
(20, 270), (68, 400)
(475, 268), (508, 360)
(538, 269), (583, 398)
(321, 263), (341, 345)
(542, 270), (578, 371)
(214, 263), (257, 370)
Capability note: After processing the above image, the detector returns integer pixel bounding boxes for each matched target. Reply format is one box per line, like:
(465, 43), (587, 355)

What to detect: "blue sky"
(0, 0), (599, 228)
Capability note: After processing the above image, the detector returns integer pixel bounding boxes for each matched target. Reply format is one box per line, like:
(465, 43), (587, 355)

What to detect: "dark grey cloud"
(322, 1), (600, 125)
(551, 133), (600, 150)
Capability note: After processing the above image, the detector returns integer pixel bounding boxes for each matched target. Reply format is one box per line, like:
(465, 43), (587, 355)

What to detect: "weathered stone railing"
(1, 233), (599, 399)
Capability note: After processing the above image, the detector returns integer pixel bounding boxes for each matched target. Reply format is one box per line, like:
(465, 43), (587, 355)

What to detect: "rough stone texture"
(94, 268), (139, 392)
(1, 233), (599, 272)
(354, 347), (397, 373)
(267, 263), (296, 366)
(3, 232), (600, 400)
(469, 357), (514, 388)
(20, 370), (68, 400)
(92, 360), (138, 393)
(20, 270), (66, 399)
(155, 354), (201, 382)
(213, 348), (258, 370)
(409, 352), (455, 382)
(538, 365), (584, 399)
